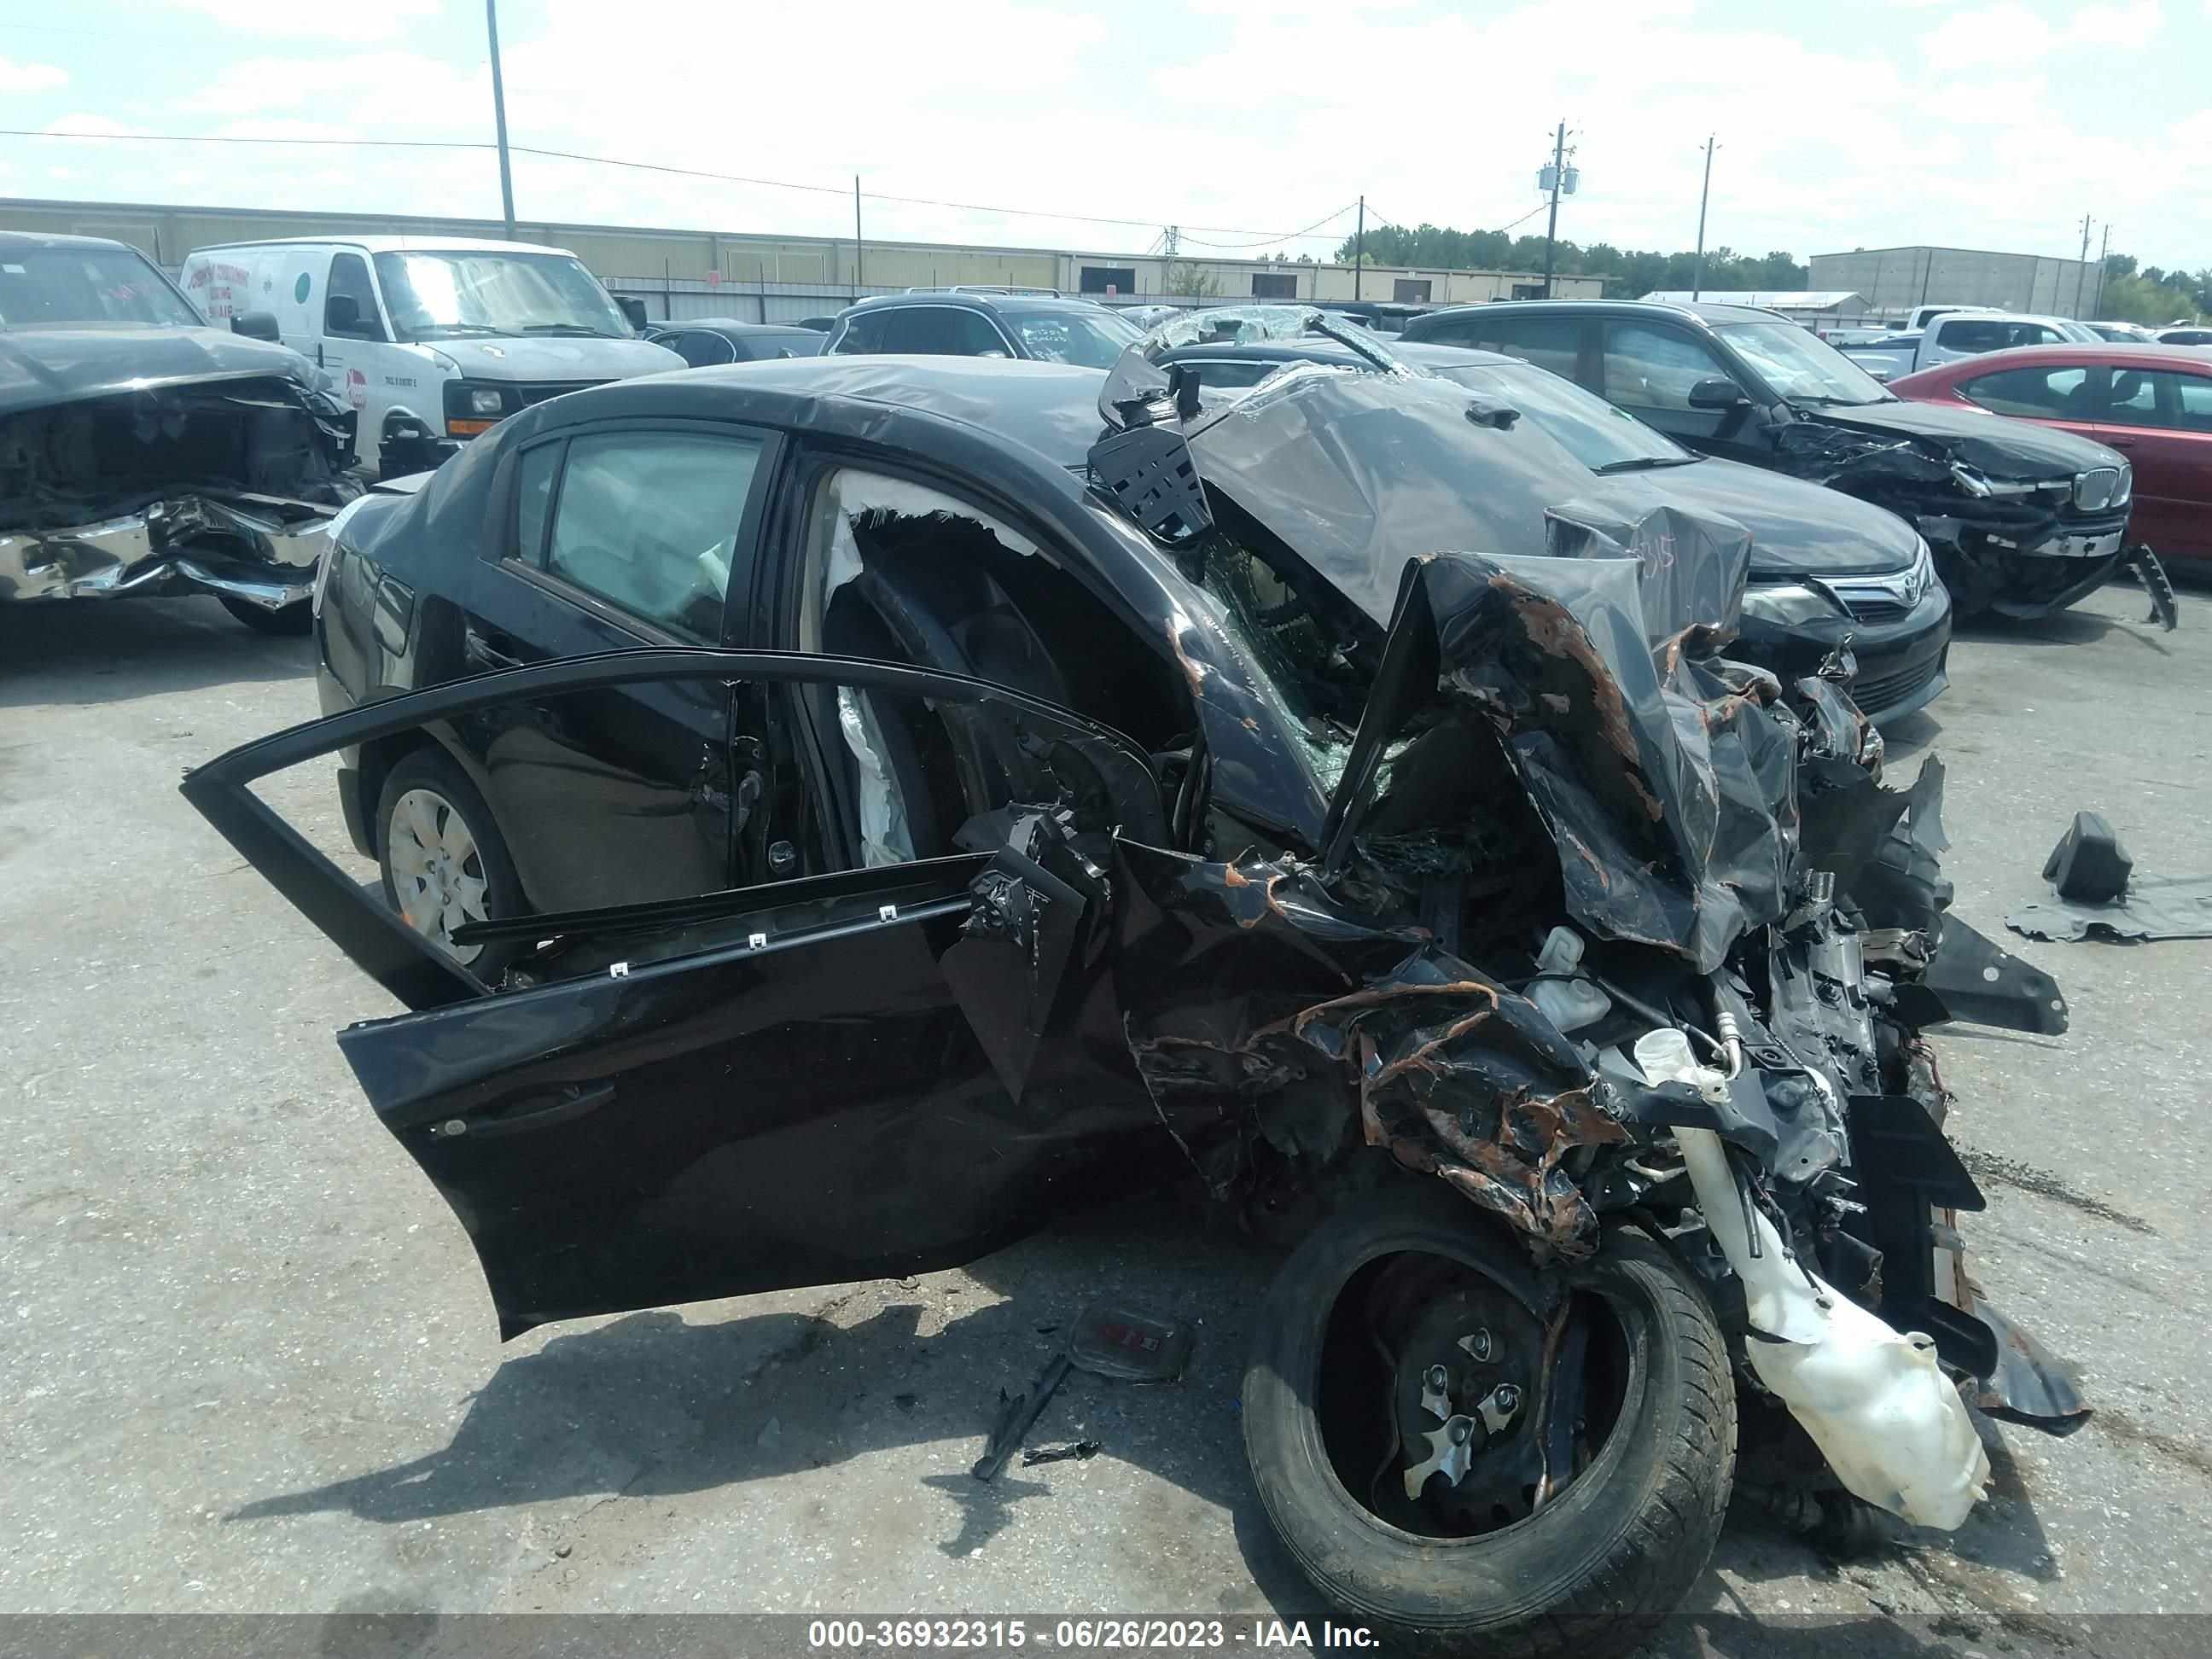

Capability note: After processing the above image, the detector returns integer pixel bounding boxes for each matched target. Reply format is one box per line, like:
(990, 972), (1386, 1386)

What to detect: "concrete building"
(1808, 245), (2103, 320)
(0, 195), (1601, 322)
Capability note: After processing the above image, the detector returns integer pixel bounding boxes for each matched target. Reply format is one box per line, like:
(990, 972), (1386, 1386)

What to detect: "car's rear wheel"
(219, 595), (314, 635)
(375, 748), (526, 975)
(1242, 1187), (1736, 1659)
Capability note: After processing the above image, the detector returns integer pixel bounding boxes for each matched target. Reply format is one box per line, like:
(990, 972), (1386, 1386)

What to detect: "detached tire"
(1243, 1190), (1735, 1659)
(220, 595), (314, 635)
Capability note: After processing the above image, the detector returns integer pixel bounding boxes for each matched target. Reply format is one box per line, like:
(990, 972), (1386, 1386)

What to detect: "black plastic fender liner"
(1918, 914), (2069, 1035)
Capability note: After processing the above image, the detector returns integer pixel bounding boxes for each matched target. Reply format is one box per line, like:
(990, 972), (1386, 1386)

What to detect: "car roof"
(0, 230), (152, 256)
(1153, 337), (1523, 371)
(840, 291), (1108, 318)
(1900, 341), (2212, 377)
(507, 353), (1111, 469)
(188, 235), (579, 257)
(1416, 299), (1782, 328)
(654, 318), (819, 335)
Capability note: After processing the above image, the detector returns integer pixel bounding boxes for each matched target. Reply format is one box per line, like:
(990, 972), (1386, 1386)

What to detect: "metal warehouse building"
(1808, 245), (2104, 320)
(0, 195), (1601, 321)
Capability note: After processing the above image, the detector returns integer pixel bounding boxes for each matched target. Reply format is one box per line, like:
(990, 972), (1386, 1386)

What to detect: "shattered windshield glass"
(1715, 321), (1892, 406)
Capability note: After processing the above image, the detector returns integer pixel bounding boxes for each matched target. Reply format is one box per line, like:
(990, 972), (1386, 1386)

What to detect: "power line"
(1176, 202), (1359, 250)
(0, 125), (1346, 242)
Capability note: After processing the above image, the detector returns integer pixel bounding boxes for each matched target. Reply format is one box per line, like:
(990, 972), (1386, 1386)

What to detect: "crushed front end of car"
(0, 335), (358, 621)
(1075, 338), (2086, 1646)
(1769, 410), (2165, 626)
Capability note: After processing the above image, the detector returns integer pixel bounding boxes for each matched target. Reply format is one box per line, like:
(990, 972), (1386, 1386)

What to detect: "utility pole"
(853, 176), (864, 290)
(485, 0), (516, 240)
(2075, 212), (2093, 318)
(1692, 135), (1716, 300)
(2092, 221), (2111, 318)
(1541, 120), (1567, 298)
(1353, 195), (1365, 302)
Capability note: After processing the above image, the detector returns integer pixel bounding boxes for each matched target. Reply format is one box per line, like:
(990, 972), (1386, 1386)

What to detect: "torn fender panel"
(1109, 837), (1623, 1258)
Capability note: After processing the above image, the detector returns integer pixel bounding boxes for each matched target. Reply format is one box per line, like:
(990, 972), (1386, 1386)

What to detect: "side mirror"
(616, 296), (648, 331)
(1687, 375), (1750, 410)
(231, 311), (281, 342)
(324, 294), (385, 339)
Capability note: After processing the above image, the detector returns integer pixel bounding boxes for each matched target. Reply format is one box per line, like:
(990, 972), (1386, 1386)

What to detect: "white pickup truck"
(1820, 305), (1972, 346)
(1838, 310), (2101, 380)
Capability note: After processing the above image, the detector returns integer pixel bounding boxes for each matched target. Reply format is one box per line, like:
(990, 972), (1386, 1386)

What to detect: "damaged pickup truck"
(186, 350), (2084, 1656)
(1400, 298), (2170, 625)
(0, 232), (357, 632)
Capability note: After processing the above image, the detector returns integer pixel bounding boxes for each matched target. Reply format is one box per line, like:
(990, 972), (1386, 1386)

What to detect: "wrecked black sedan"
(1402, 299), (2167, 624)
(189, 351), (2085, 1656)
(0, 232), (357, 632)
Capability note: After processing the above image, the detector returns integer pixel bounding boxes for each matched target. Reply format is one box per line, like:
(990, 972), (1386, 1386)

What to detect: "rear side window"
(2104, 369), (2212, 433)
(830, 311), (887, 354)
(1956, 364), (2094, 418)
(540, 431), (765, 643)
(667, 330), (736, 367)
(1481, 315), (1582, 379)
(878, 306), (1010, 355)
(1602, 322), (1730, 407)
(1416, 317), (1479, 347)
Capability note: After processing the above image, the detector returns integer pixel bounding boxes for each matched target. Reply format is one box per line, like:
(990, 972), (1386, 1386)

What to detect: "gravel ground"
(3, 580), (2207, 1656)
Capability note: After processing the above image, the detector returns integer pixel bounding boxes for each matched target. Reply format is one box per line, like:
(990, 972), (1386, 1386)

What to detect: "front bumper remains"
(0, 492), (336, 612)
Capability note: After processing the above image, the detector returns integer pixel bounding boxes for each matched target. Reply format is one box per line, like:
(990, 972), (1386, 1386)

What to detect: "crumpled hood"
(0, 326), (316, 417)
(1796, 397), (2123, 478)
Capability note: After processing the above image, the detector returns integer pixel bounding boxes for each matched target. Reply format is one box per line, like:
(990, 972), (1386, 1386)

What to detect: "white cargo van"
(178, 236), (683, 477)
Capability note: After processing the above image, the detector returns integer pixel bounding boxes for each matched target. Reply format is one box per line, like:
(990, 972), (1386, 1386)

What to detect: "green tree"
(1164, 261), (1223, 298)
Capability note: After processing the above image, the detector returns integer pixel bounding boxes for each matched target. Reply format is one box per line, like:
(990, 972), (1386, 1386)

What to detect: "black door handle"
(464, 626), (527, 672)
(430, 1080), (616, 1140)
(2104, 436), (2136, 448)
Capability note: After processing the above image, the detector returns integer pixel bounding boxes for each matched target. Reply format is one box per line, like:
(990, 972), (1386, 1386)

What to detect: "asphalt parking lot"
(3, 581), (2209, 1655)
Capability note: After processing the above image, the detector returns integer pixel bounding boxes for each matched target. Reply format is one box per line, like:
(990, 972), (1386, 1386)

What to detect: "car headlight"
(1740, 582), (1851, 626)
(468, 387), (506, 416)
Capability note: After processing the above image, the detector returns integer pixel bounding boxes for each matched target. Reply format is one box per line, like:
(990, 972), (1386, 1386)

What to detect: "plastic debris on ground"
(2007, 810), (2212, 942)
(1068, 1301), (1195, 1382)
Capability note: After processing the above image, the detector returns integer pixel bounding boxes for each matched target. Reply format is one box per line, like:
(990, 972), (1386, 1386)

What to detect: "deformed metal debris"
(1022, 1441), (1103, 1466)
(971, 1353), (1071, 1483)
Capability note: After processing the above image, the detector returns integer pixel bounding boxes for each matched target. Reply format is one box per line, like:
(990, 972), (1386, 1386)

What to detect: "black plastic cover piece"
(1087, 423), (1213, 545)
(2042, 810), (2133, 903)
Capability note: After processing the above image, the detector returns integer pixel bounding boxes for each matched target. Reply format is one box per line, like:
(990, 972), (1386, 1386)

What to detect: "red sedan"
(1890, 343), (2212, 568)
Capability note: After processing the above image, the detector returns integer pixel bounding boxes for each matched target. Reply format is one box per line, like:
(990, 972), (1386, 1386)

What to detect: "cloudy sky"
(0, 0), (2201, 272)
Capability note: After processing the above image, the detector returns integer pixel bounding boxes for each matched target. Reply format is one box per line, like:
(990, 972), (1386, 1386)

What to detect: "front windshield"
(1008, 307), (1142, 368)
(0, 246), (201, 329)
(373, 250), (634, 341)
(1435, 361), (1695, 472)
(1713, 319), (1892, 405)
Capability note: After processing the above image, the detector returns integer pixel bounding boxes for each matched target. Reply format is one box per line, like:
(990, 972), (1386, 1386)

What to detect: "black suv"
(1400, 300), (2152, 620)
(824, 290), (1142, 368)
